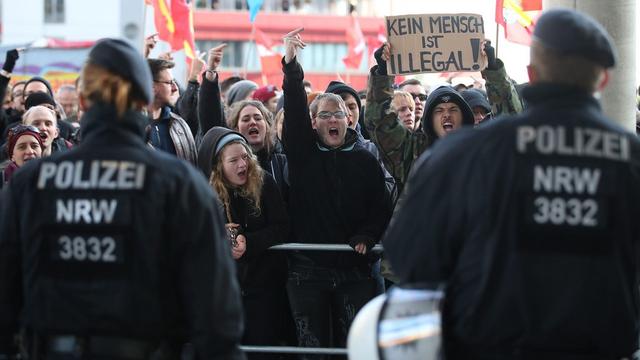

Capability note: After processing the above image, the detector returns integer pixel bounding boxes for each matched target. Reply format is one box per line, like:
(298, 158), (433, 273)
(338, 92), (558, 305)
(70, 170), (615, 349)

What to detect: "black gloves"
(484, 41), (500, 71)
(374, 45), (388, 76)
(3, 49), (19, 73)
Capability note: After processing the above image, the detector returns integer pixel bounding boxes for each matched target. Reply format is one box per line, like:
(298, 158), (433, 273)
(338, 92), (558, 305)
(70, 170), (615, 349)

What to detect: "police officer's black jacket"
(282, 58), (391, 269)
(384, 83), (640, 358)
(0, 103), (245, 359)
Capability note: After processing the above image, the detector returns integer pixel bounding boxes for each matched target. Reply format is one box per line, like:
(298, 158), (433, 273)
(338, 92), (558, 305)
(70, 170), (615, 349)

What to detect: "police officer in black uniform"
(384, 8), (640, 360)
(0, 39), (245, 360)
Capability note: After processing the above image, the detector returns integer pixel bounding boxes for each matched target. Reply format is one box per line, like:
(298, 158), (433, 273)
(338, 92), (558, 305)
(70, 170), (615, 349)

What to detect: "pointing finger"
(285, 27), (304, 38)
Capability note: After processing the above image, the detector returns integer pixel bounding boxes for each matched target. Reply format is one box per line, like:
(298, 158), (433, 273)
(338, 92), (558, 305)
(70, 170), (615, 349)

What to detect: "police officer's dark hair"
(147, 58), (175, 80)
(80, 63), (145, 118)
(530, 40), (604, 92)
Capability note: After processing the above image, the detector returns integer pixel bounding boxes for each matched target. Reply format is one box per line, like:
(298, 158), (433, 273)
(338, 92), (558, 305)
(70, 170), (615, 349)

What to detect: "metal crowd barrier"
(237, 242), (385, 357)
(269, 243), (384, 252)
(240, 346), (348, 355)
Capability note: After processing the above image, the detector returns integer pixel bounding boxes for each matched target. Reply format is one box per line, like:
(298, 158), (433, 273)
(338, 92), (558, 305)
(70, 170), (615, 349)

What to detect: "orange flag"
(496, 0), (542, 45)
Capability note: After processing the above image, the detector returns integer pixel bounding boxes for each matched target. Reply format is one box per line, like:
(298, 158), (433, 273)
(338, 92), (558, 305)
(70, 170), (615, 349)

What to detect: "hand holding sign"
(284, 27), (306, 64)
(374, 43), (391, 75)
(385, 13), (487, 75)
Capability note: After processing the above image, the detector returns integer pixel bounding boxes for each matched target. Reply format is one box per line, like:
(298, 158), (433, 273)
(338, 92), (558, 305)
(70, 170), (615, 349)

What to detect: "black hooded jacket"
(422, 86), (475, 143)
(385, 83), (640, 358)
(197, 126), (289, 293)
(282, 58), (390, 269)
(0, 103), (244, 359)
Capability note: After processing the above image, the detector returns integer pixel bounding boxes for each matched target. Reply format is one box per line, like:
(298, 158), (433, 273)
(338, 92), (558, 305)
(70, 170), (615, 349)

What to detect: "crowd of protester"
(1, 21), (638, 360)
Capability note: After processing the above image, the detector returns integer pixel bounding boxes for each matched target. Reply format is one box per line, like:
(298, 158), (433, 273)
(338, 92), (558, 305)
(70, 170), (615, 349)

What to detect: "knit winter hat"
(325, 80), (361, 111)
(226, 80), (259, 107)
(197, 126), (248, 179)
(253, 85), (278, 103)
(6, 124), (44, 159)
(460, 88), (491, 113)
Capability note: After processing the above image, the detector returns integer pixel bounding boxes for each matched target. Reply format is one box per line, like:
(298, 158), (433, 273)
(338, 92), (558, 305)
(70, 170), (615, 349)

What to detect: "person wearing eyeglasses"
(282, 28), (391, 357)
(0, 124), (43, 186)
(146, 58), (197, 165)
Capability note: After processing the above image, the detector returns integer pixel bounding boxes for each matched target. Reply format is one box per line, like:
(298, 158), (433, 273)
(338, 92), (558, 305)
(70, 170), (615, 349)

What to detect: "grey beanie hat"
(226, 80), (259, 107)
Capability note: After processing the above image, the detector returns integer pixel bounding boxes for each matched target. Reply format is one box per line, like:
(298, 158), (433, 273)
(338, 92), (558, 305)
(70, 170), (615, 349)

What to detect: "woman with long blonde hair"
(198, 126), (290, 359)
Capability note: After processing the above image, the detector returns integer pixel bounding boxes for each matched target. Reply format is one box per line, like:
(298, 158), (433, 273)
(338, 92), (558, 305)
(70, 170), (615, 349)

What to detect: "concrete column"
(543, 0), (637, 131)
(120, 0), (146, 51)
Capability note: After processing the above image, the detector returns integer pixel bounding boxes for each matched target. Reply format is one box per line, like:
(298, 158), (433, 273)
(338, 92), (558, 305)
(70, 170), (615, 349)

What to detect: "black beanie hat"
(325, 81), (361, 111)
(197, 126), (248, 179)
(87, 38), (153, 104)
(25, 92), (56, 110)
(24, 76), (54, 98)
(460, 88), (491, 113)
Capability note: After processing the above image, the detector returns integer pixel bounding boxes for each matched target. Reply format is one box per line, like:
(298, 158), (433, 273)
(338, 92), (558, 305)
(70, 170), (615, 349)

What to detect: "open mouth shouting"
(248, 127), (260, 136)
(329, 127), (339, 137)
(442, 121), (455, 132)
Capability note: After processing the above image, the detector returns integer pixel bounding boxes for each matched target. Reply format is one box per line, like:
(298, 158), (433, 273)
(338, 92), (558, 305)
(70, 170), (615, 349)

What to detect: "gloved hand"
(3, 49), (19, 73)
(374, 43), (389, 76)
(483, 41), (499, 70)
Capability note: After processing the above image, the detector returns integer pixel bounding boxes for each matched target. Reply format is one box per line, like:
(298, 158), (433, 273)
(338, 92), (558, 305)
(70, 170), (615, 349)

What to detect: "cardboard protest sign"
(385, 14), (486, 75)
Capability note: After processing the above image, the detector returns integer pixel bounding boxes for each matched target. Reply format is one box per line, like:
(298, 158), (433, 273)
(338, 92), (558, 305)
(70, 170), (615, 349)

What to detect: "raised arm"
(176, 55), (205, 139)
(481, 41), (524, 116)
(281, 28), (314, 163)
(198, 44), (227, 138)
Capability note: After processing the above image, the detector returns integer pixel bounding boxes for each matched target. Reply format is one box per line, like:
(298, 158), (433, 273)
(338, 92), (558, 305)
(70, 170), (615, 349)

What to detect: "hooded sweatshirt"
(422, 86), (475, 143)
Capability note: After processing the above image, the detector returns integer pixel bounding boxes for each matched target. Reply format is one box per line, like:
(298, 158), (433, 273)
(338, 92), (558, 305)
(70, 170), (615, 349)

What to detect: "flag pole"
(495, 23), (500, 59)
(243, 23), (256, 79)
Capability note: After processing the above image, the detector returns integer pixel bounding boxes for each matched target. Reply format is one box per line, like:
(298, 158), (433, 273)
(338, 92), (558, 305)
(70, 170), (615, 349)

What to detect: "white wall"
(2, 0), (123, 45)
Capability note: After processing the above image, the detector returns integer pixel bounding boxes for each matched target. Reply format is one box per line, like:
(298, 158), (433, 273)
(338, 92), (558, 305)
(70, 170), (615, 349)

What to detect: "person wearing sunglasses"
(398, 78), (428, 131)
(1, 124), (43, 186)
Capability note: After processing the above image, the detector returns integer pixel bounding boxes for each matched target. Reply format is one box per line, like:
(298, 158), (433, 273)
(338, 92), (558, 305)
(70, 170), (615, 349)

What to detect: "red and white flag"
(343, 15), (365, 70)
(254, 27), (282, 85)
(496, 0), (542, 45)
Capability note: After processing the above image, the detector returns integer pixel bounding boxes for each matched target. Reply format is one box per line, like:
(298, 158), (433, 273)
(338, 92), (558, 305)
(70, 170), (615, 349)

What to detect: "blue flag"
(248, 0), (263, 23)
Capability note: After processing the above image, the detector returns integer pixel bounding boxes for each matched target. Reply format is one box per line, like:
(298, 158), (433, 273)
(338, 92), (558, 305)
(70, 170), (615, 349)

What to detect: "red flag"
(342, 15), (365, 69)
(152, 0), (175, 44)
(496, 0), (541, 45)
(171, 0), (196, 62)
(151, 0), (196, 62)
(254, 27), (283, 85)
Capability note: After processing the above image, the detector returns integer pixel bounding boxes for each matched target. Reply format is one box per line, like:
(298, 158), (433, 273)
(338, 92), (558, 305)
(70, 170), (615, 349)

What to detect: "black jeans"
(286, 260), (376, 360)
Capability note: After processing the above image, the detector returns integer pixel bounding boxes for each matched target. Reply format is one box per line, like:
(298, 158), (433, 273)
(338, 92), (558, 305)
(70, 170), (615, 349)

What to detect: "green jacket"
(364, 67), (431, 193)
(481, 59), (524, 116)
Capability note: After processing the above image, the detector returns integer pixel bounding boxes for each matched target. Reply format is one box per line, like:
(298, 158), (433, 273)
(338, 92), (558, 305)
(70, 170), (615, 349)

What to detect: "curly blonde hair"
(226, 100), (275, 153)
(209, 140), (264, 222)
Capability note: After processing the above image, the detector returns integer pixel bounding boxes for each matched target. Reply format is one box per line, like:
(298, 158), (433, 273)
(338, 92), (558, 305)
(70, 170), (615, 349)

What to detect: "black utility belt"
(47, 335), (154, 359)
